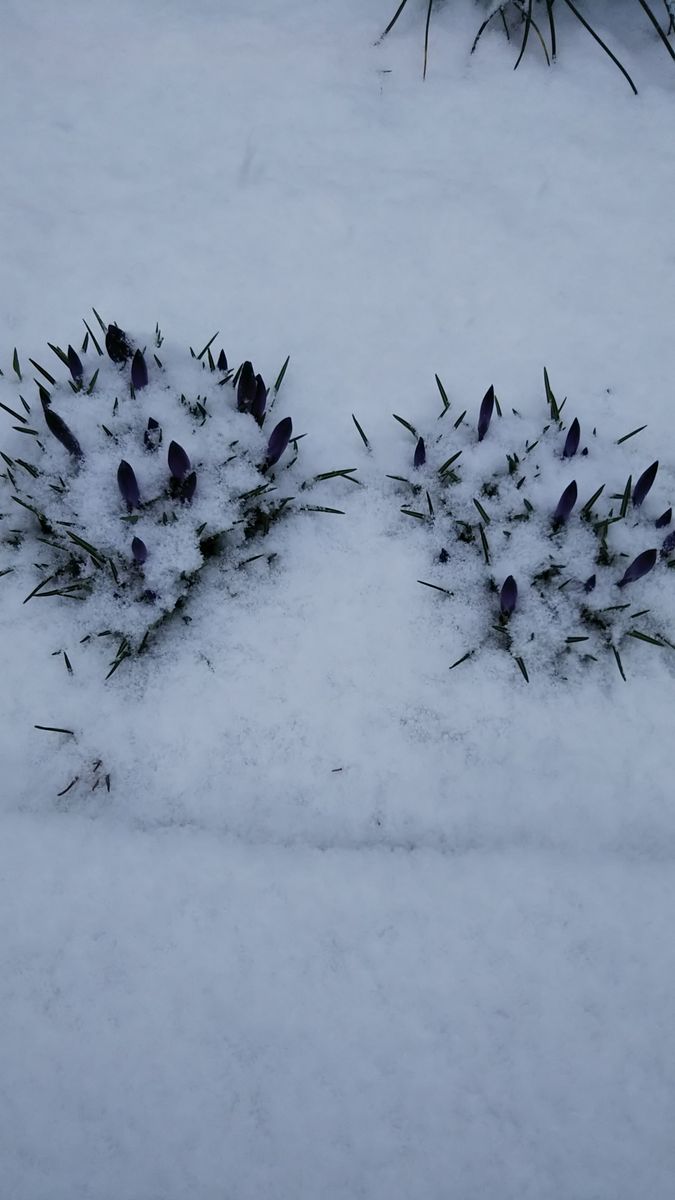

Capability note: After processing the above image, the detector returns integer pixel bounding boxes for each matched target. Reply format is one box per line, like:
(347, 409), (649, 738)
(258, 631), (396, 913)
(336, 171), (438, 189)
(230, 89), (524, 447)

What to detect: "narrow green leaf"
(392, 413), (418, 438)
(473, 497), (490, 524)
(196, 331), (219, 360)
(29, 358), (56, 385)
(515, 656), (529, 682)
(82, 320), (103, 356)
(34, 724), (75, 735)
(418, 580), (453, 595)
(627, 629), (664, 647)
(449, 651), (473, 670)
(92, 306), (107, 332)
(612, 646), (627, 680)
(435, 374), (450, 410)
(352, 414), (370, 449)
(12, 348), (21, 380)
(616, 425), (647, 445)
(438, 450), (462, 475)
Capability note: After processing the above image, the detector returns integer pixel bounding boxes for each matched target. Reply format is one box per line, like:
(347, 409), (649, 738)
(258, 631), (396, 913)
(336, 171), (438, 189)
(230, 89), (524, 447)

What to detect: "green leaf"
(12, 348), (21, 380)
(580, 484), (605, 517)
(627, 629), (664, 647)
(616, 424), (647, 445)
(392, 413), (418, 438)
(612, 646), (627, 681)
(352, 414), (370, 449)
(417, 580), (453, 595)
(543, 367), (559, 421)
(196, 331), (219, 360)
(438, 450), (462, 475)
(435, 373), (450, 411)
(449, 651), (473, 670)
(29, 358), (56, 385)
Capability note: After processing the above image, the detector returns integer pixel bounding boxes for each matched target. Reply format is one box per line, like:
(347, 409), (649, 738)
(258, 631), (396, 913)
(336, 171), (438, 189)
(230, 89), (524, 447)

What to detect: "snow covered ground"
(2, 1), (675, 1196)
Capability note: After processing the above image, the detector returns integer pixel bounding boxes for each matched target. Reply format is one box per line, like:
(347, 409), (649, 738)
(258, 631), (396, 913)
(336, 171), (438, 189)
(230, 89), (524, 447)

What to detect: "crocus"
(414, 437), (426, 468)
(477, 385), (494, 442)
(217, 349), (228, 371)
(67, 345), (83, 381)
(168, 440), (191, 481)
(632, 461), (658, 508)
(131, 536), (147, 564)
(584, 574), (596, 593)
(500, 575), (518, 617)
(131, 349), (148, 391)
(237, 361), (256, 411)
(251, 374), (267, 426)
(655, 508), (672, 529)
(265, 417), (293, 468)
(117, 460), (140, 509)
(562, 418), (580, 459)
(617, 549), (657, 588)
(105, 324), (132, 364)
(661, 532), (675, 557)
(43, 407), (83, 459)
(552, 480), (578, 527)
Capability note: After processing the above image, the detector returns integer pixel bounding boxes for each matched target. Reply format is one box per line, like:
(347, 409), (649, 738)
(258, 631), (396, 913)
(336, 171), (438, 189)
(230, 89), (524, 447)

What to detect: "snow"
(2, 1), (675, 1197)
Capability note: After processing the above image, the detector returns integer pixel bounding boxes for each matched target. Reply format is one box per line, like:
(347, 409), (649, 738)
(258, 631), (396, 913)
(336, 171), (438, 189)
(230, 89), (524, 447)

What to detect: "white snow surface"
(2, 2), (675, 1197)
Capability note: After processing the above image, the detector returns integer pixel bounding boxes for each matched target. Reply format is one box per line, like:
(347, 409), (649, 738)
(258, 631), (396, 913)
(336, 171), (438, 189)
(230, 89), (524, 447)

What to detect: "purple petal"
(584, 574), (596, 593)
(500, 575), (518, 616)
(265, 417), (293, 468)
(131, 536), (147, 564)
(655, 508), (672, 529)
(562, 418), (580, 459)
(131, 349), (148, 391)
(117, 460), (140, 509)
(237, 361), (256, 411)
(661, 531), (675, 558)
(632, 461), (658, 508)
(617, 548), (657, 588)
(477, 385), (494, 442)
(67, 344), (83, 381)
(168, 440), (191, 481)
(105, 324), (132, 364)
(553, 480), (578, 527)
(414, 437), (426, 468)
(251, 374), (267, 426)
(43, 406), (83, 458)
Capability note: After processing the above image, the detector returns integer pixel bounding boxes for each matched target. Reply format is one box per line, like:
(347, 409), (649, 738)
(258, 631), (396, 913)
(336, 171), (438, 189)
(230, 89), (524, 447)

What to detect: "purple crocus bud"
(67, 344), (83, 381)
(265, 416), (293, 468)
(105, 324), (132, 364)
(251, 374), (267, 426)
(217, 349), (228, 371)
(562, 418), (580, 459)
(661, 531), (675, 557)
(43, 406), (83, 458)
(477, 385), (494, 442)
(414, 437), (426, 468)
(181, 471), (197, 503)
(584, 574), (596, 593)
(632, 461), (658, 508)
(237, 361), (256, 411)
(117, 460), (140, 509)
(168, 440), (191, 481)
(617, 548), (657, 588)
(655, 508), (671, 529)
(131, 349), (148, 391)
(500, 575), (518, 616)
(552, 480), (578, 527)
(131, 536), (147, 565)
(144, 417), (162, 450)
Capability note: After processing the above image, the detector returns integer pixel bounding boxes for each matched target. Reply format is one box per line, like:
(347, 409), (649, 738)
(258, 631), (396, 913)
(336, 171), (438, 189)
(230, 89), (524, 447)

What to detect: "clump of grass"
(0, 313), (350, 675)
(393, 367), (675, 682)
(379, 0), (675, 91)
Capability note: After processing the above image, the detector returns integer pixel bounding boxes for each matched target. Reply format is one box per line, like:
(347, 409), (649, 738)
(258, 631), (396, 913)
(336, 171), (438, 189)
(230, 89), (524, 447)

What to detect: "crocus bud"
(553, 481), (577, 527)
(168, 440), (191, 481)
(217, 349), (228, 371)
(414, 437), (426, 468)
(655, 508), (671, 529)
(131, 349), (148, 391)
(67, 345), (84, 381)
(265, 417), (293, 467)
(132, 536), (147, 564)
(251, 374), (267, 426)
(584, 574), (596, 593)
(477, 385), (494, 442)
(44, 407), (83, 458)
(500, 575), (517, 616)
(117, 460), (140, 509)
(661, 532), (675, 557)
(632, 462), (658, 508)
(562, 418), (580, 459)
(617, 549), (657, 588)
(105, 324), (132, 364)
(237, 361), (256, 411)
